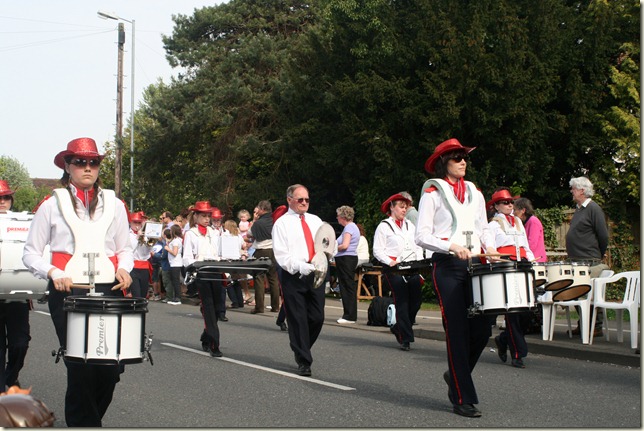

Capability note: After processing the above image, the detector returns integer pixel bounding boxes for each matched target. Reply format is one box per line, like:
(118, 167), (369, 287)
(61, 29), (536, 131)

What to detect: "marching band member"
(415, 138), (498, 418)
(272, 184), (330, 376)
(487, 188), (534, 368)
(129, 211), (153, 299)
(372, 193), (424, 351)
(182, 201), (224, 357)
(0, 180), (31, 391)
(22, 137), (133, 427)
(210, 207), (228, 322)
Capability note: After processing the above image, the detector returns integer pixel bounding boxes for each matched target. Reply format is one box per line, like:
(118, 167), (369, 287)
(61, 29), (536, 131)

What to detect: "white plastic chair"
(539, 269), (614, 344)
(590, 271), (640, 349)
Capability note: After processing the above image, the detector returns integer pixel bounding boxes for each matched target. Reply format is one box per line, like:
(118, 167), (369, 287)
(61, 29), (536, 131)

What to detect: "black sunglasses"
(69, 158), (100, 168)
(449, 154), (469, 163)
(294, 197), (310, 203)
(498, 200), (514, 205)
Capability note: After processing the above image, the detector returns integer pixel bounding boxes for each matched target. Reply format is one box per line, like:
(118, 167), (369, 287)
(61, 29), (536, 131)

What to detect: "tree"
(0, 156), (36, 211)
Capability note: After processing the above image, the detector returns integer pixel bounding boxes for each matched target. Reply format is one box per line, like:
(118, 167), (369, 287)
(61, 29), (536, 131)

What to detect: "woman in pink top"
(513, 197), (547, 263)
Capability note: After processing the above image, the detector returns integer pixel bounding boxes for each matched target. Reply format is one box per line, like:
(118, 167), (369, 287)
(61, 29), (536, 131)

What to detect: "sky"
(1, 0), (225, 179)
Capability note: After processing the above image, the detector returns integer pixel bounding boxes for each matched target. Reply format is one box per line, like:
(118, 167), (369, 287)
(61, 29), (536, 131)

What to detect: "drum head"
(534, 279), (547, 287)
(314, 223), (336, 255)
(552, 284), (591, 301)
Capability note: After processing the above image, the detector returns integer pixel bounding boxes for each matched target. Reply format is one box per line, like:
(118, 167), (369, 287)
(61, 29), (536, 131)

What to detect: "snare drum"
(533, 262), (548, 291)
(552, 262), (591, 301)
(468, 261), (536, 316)
(64, 296), (148, 365)
(544, 262), (574, 291)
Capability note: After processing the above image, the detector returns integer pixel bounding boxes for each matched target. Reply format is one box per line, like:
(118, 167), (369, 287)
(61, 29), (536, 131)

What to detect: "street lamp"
(98, 10), (135, 211)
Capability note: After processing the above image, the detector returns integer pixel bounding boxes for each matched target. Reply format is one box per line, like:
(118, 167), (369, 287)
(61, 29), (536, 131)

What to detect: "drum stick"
(476, 253), (511, 257)
(111, 282), (126, 291)
(71, 284), (93, 289)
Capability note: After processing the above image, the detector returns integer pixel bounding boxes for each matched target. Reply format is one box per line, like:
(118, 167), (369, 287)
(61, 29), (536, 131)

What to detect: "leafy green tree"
(0, 156), (36, 211)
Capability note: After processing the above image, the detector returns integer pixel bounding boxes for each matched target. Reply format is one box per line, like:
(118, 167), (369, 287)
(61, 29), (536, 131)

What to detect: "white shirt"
(488, 213), (535, 261)
(415, 184), (493, 257)
(272, 209), (324, 275)
(168, 237), (183, 267)
(22, 186), (133, 280)
(129, 229), (153, 261)
(182, 226), (224, 267)
(373, 218), (423, 266)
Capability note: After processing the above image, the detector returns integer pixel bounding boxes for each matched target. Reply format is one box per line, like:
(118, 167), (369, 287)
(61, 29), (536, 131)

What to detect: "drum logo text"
(96, 316), (109, 357)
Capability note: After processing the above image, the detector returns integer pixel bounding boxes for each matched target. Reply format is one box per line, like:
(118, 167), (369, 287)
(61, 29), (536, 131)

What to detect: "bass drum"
(468, 261), (536, 316)
(64, 296), (148, 365)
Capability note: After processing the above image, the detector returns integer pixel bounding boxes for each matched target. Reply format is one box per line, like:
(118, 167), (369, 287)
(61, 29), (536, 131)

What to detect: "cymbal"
(314, 222), (336, 255)
(311, 252), (328, 288)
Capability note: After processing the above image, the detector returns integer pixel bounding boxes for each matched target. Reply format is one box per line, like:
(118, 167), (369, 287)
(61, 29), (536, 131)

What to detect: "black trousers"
(383, 272), (422, 344)
(335, 255), (358, 321)
(281, 270), (325, 367)
(498, 313), (528, 359)
(0, 301), (31, 390)
(432, 254), (491, 406)
(197, 279), (222, 350)
(129, 267), (149, 298)
(48, 282), (123, 427)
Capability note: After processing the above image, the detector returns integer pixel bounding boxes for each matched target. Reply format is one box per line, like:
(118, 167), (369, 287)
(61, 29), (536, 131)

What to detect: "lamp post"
(98, 10), (135, 211)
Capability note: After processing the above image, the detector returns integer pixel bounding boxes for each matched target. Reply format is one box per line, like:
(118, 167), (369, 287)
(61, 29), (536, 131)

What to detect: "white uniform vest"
(53, 188), (116, 284)
(191, 226), (222, 260)
(426, 179), (481, 252)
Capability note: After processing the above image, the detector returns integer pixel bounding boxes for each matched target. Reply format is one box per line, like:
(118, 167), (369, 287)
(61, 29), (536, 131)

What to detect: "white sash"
(53, 188), (116, 284)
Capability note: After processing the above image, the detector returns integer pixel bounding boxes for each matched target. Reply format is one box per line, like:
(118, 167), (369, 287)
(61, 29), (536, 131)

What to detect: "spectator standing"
(401, 191), (419, 227)
(164, 224), (184, 305)
(210, 208), (228, 322)
(335, 206), (360, 324)
(566, 176), (610, 337)
(223, 219), (248, 308)
(513, 198), (547, 263)
(247, 201), (281, 314)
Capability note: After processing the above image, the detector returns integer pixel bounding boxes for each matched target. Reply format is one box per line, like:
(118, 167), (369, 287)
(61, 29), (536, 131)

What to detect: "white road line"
(161, 342), (356, 391)
(34, 310), (50, 316)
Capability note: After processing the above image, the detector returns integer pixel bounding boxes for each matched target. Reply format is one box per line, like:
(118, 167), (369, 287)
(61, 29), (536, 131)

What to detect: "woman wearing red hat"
(0, 180), (31, 393)
(373, 193), (424, 351)
(182, 201), (224, 357)
(487, 187), (534, 369)
(128, 211), (154, 299)
(22, 137), (133, 427)
(415, 138), (499, 418)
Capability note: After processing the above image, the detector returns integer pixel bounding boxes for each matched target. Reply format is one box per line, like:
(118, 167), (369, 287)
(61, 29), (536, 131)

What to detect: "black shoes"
(276, 320), (288, 331)
(218, 315), (229, 322)
(297, 364), (311, 376)
(400, 342), (410, 351)
(250, 309), (264, 314)
(511, 358), (525, 368)
(494, 336), (507, 363)
(453, 403), (481, 418)
(210, 348), (223, 358)
(201, 342), (209, 352)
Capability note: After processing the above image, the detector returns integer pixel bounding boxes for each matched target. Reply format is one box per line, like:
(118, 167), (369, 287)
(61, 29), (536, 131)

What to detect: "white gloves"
(50, 268), (68, 281)
(297, 261), (315, 276)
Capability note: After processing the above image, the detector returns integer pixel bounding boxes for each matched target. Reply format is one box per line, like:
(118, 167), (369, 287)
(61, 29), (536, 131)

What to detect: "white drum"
(0, 212), (49, 299)
(468, 262), (536, 316)
(544, 262), (574, 291)
(533, 262), (548, 291)
(64, 296), (148, 365)
(552, 262), (591, 301)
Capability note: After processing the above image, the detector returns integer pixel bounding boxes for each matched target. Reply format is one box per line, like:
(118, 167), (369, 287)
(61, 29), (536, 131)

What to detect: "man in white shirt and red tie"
(272, 184), (326, 376)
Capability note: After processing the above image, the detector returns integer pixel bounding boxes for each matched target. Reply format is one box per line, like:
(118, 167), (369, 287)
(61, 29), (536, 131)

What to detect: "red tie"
(300, 214), (315, 263)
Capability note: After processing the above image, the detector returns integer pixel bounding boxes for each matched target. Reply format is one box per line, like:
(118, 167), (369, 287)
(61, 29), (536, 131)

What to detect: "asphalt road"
(20, 299), (641, 428)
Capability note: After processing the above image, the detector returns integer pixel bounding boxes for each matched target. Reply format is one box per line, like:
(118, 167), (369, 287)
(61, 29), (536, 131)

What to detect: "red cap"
(380, 193), (411, 214)
(54, 137), (105, 169)
(424, 138), (475, 174)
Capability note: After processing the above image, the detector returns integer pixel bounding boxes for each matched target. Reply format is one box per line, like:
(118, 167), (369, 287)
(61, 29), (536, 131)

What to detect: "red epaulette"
(424, 186), (438, 193)
(32, 194), (52, 213)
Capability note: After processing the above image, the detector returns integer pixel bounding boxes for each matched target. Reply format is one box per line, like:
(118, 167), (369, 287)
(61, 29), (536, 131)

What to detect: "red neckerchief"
(505, 214), (515, 227)
(131, 228), (139, 234)
(197, 225), (208, 236)
(395, 219), (403, 229)
(74, 186), (95, 207)
(445, 177), (465, 203)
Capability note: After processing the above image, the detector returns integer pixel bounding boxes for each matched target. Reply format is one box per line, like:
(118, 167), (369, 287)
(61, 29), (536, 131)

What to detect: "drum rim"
(64, 296), (148, 313)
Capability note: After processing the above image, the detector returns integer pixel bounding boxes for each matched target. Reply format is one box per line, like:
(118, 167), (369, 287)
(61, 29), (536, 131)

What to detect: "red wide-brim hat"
(0, 180), (15, 197)
(130, 211), (148, 222)
(54, 137), (105, 169)
(486, 189), (520, 210)
(380, 193), (412, 214)
(211, 208), (223, 219)
(189, 201), (214, 213)
(424, 138), (475, 174)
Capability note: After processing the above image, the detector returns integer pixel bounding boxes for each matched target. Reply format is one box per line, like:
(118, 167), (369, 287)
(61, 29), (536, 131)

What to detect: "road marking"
(34, 310), (50, 316)
(162, 342), (356, 391)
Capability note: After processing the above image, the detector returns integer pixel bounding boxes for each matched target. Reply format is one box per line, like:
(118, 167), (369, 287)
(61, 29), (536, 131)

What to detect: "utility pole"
(114, 22), (125, 199)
